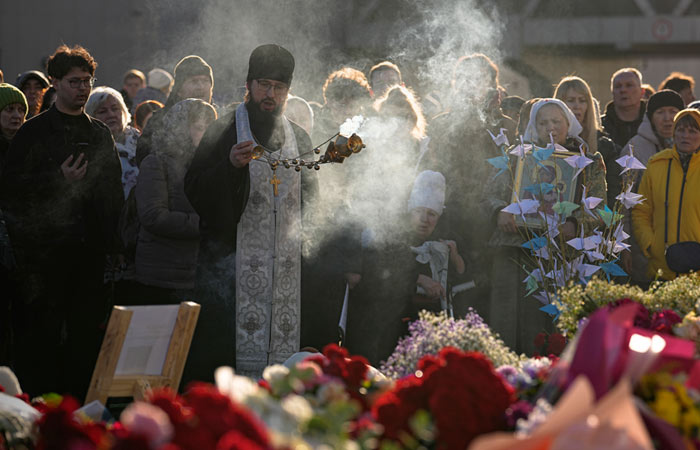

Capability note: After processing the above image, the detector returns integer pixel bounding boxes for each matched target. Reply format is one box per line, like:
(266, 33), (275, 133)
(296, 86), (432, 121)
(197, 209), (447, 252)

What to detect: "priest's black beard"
(246, 99), (284, 150)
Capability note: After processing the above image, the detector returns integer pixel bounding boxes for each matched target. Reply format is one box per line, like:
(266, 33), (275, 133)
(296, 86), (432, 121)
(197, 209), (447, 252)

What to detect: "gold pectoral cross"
(270, 172), (281, 196)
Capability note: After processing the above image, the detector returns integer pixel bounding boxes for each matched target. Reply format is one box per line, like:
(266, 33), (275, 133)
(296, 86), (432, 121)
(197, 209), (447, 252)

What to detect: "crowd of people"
(1, 43), (699, 401)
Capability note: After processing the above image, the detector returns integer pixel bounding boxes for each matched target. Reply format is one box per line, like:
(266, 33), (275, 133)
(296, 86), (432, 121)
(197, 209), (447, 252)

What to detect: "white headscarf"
(408, 170), (446, 215)
(523, 98), (583, 144)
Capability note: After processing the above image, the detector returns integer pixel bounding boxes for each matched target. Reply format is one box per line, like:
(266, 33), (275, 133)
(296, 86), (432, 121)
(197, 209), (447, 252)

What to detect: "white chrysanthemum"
(263, 364), (290, 385)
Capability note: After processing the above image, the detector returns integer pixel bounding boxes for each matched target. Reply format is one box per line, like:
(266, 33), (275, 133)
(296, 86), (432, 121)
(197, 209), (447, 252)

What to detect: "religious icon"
(511, 148), (579, 228)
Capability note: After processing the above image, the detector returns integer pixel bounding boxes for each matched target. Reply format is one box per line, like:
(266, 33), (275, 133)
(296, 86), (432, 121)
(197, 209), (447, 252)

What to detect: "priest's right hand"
(230, 140), (254, 168)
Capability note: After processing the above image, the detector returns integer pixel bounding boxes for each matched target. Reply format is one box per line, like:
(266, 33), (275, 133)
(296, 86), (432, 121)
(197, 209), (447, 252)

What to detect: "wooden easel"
(85, 301), (200, 404)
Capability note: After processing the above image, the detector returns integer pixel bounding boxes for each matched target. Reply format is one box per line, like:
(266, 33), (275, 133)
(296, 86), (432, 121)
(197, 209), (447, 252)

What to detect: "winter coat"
(632, 148), (700, 280)
(601, 100), (646, 148)
(0, 105), (124, 262)
(134, 100), (201, 289)
(619, 115), (666, 284)
(597, 131), (622, 207)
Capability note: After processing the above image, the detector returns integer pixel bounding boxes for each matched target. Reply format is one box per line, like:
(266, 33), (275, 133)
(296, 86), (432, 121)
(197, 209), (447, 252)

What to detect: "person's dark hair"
(675, 113), (700, 131)
(188, 100), (217, 125)
(133, 100), (163, 131)
(501, 95), (525, 113)
(659, 72), (695, 94)
(368, 61), (402, 84)
(46, 45), (97, 79)
(322, 67), (371, 105)
(39, 86), (56, 113)
(517, 97), (541, 136)
(453, 53), (499, 88)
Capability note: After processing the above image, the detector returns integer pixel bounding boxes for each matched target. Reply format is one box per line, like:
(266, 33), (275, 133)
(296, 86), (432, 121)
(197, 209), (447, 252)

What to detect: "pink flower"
(120, 401), (174, 447)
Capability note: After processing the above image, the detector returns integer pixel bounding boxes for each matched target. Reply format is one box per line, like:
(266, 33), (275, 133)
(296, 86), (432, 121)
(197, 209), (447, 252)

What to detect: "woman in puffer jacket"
(133, 99), (217, 303)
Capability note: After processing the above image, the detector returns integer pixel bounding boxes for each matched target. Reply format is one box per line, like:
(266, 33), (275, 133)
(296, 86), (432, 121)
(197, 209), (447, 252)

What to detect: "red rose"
(546, 333), (567, 356)
(534, 332), (546, 348)
(216, 430), (269, 450)
(35, 396), (107, 450)
(374, 348), (514, 449)
(650, 310), (682, 335)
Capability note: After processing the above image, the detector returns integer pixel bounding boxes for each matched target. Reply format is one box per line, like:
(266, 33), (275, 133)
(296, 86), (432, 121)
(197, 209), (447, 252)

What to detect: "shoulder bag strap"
(664, 159), (672, 248)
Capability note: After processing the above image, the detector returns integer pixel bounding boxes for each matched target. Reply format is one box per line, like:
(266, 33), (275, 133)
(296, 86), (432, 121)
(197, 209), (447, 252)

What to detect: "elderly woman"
(618, 90), (684, 286)
(554, 76), (619, 204)
(86, 86), (140, 198)
(632, 109), (700, 280)
(344, 170), (467, 366)
(485, 98), (607, 355)
(0, 83), (28, 164)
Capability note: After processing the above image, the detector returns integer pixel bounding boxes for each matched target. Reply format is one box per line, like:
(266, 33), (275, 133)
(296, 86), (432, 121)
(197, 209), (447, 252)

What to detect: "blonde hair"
(554, 76), (600, 154)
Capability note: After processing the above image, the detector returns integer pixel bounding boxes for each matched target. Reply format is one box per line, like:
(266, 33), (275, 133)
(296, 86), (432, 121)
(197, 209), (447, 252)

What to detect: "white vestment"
(234, 104), (302, 377)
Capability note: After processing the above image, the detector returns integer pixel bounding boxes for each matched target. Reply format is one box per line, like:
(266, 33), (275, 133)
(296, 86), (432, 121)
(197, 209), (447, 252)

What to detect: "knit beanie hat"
(672, 108), (700, 134)
(647, 89), (684, 120)
(408, 170), (446, 215)
(247, 44), (295, 86)
(0, 83), (28, 118)
(15, 70), (49, 89)
(173, 55), (213, 86)
(148, 68), (173, 90)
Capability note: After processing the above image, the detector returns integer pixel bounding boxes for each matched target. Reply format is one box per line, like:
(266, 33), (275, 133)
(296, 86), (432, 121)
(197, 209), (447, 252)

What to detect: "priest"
(183, 44), (321, 379)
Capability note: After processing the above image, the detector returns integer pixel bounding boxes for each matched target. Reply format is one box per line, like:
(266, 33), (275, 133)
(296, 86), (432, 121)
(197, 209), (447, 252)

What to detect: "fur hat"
(0, 83), (28, 118)
(647, 89), (684, 120)
(247, 44), (295, 86)
(408, 170), (446, 215)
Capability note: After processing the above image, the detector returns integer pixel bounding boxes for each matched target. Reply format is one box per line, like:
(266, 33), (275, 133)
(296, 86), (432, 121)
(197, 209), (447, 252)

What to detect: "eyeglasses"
(65, 77), (96, 88)
(255, 79), (288, 95)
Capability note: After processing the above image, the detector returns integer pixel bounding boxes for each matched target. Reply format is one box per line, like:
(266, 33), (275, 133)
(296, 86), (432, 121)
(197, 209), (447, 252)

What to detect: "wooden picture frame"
(511, 149), (579, 229)
(85, 301), (200, 405)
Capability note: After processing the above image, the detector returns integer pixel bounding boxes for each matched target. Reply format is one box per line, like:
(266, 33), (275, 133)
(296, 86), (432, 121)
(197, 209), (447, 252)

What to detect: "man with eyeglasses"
(0, 45), (124, 401)
(184, 44), (319, 380)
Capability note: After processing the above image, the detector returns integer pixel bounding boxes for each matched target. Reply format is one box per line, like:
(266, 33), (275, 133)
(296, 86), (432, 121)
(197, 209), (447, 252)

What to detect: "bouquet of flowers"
(380, 309), (521, 380)
(373, 347), (516, 449)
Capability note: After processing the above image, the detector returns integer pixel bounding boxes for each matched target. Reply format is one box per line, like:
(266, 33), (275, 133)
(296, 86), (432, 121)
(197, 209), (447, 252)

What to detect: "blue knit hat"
(0, 83), (28, 118)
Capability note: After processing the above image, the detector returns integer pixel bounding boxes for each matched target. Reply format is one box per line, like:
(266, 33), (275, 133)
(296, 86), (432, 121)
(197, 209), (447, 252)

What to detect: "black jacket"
(601, 100), (646, 148)
(0, 105), (124, 262)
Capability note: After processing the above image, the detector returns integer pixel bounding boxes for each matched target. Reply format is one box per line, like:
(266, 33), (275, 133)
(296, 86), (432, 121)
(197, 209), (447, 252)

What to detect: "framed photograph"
(510, 149), (579, 228)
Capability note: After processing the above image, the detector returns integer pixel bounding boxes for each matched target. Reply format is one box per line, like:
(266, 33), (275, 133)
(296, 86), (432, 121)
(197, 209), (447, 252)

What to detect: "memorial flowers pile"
(8, 288), (700, 449)
(556, 273), (700, 340)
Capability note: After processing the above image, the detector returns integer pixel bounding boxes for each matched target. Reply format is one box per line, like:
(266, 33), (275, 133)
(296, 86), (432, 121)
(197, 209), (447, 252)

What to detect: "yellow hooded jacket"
(632, 109), (700, 280)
